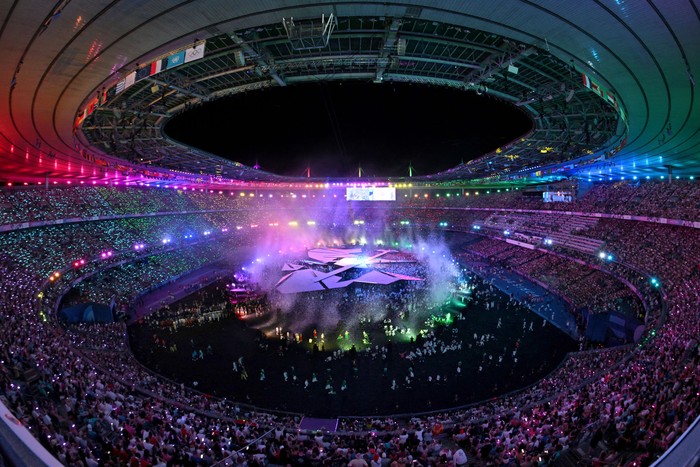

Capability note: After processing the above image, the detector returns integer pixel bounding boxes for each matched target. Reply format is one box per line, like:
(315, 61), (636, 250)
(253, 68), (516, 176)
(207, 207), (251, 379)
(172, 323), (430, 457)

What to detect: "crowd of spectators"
(466, 238), (642, 318)
(0, 181), (698, 466)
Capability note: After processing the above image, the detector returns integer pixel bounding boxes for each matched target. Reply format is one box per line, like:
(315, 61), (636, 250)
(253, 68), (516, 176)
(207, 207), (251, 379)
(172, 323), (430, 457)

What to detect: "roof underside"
(0, 1), (698, 187)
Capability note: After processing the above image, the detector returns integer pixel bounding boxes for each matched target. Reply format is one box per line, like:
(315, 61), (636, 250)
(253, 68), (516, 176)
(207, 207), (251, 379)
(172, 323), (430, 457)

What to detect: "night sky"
(165, 82), (532, 178)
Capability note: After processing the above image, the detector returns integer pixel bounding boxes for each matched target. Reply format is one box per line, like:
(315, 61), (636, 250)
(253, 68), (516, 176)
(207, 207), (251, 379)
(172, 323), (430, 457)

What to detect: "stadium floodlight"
(598, 251), (606, 259)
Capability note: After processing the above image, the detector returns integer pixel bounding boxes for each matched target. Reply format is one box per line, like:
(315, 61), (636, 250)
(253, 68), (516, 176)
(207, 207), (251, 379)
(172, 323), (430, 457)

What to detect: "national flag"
(166, 50), (186, 69)
(87, 99), (97, 115)
(115, 79), (126, 94)
(606, 92), (618, 109)
(590, 82), (602, 97)
(135, 66), (150, 82)
(149, 60), (163, 75)
(581, 73), (591, 89)
(184, 42), (206, 63)
(124, 72), (136, 89)
(76, 109), (86, 126)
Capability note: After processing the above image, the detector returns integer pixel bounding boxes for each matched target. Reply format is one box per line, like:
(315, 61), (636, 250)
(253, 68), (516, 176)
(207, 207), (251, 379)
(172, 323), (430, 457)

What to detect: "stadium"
(0, 1), (698, 466)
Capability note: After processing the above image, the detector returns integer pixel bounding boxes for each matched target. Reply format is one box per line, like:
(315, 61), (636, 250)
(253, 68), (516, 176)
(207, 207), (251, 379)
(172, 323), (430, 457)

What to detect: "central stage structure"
(275, 248), (422, 293)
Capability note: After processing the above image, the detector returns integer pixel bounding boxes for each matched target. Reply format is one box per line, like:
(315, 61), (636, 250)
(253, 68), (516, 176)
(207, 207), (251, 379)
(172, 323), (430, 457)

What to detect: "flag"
(135, 66), (150, 82)
(124, 71), (136, 89)
(606, 92), (618, 109)
(115, 79), (126, 94)
(76, 109), (86, 125)
(166, 50), (186, 69)
(590, 82), (602, 97)
(149, 59), (163, 75)
(184, 42), (206, 63)
(581, 73), (591, 88)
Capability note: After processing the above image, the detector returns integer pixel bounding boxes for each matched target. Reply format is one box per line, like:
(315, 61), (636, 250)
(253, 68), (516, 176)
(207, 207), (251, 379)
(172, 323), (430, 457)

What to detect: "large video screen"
(346, 187), (396, 201)
(543, 191), (573, 203)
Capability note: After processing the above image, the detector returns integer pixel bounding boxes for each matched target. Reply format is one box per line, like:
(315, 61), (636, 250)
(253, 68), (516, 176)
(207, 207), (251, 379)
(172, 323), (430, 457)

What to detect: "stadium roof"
(0, 1), (697, 188)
